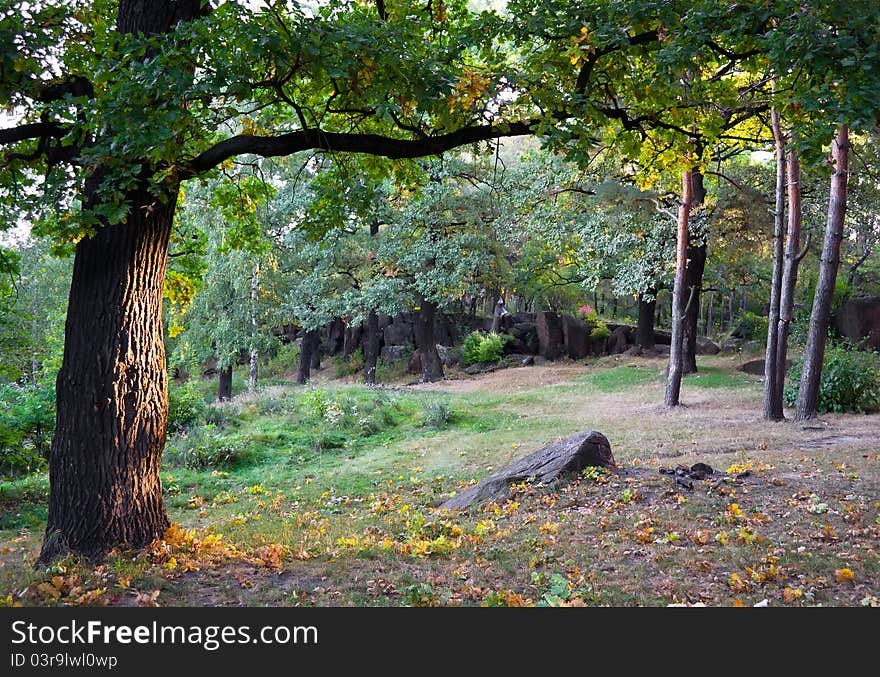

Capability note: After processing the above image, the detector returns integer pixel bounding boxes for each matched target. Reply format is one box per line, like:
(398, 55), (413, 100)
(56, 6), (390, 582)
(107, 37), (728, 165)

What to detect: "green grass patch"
(685, 366), (755, 389)
(580, 365), (661, 392)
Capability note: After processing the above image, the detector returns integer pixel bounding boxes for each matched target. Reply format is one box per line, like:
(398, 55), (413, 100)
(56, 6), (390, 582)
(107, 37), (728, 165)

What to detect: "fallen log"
(441, 431), (615, 510)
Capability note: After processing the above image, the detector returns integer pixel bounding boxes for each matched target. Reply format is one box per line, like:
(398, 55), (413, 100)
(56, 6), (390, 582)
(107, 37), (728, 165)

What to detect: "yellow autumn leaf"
(834, 568), (855, 583)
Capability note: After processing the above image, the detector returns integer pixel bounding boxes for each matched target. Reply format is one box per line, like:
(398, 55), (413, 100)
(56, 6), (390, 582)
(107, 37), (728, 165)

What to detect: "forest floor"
(1, 353), (879, 607)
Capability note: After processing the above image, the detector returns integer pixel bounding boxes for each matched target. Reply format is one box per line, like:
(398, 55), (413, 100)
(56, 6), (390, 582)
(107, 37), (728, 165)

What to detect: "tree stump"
(441, 431), (615, 510)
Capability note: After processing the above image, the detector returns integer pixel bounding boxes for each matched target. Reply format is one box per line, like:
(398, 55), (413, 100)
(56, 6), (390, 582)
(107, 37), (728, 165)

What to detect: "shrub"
(0, 381), (55, 478)
(784, 343), (880, 414)
(589, 319), (611, 341)
(167, 379), (206, 432)
(736, 312), (769, 341)
(164, 427), (247, 470)
(334, 349), (364, 378)
(264, 342), (301, 377)
(462, 331), (509, 366)
(421, 400), (452, 429)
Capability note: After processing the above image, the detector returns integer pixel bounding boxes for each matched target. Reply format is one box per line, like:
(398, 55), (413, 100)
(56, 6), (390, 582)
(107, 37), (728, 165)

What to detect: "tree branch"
(0, 122), (65, 146)
(183, 122), (535, 177)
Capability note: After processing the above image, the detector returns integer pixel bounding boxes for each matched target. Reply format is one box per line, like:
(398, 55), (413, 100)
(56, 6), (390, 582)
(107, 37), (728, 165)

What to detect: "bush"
(334, 349), (364, 378)
(167, 379), (206, 432)
(421, 399), (452, 429)
(164, 426), (247, 470)
(784, 343), (880, 414)
(736, 311), (769, 341)
(0, 381), (55, 478)
(462, 331), (509, 366)
(264, 343), (301, 377)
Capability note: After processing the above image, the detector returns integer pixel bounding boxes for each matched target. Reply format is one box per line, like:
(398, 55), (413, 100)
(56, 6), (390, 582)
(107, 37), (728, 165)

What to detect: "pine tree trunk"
(40, 186), (177, 562)
(774, 149), (804, 410)
(764, 107), (787, 421)
(796, 125), (849, 421)
(363, 311), (380, 386)
(665, 170), (693, 407)
(415, 298), (444, 382)
(705, 291), (714, 336)
(296, 330), (320, 384)
(217, 364), (233, 402)
(636, 291), (656, 349)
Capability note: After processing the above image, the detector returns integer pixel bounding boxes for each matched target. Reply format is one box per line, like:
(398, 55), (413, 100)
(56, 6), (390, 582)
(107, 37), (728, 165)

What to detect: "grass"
(1, 354), (878, 608)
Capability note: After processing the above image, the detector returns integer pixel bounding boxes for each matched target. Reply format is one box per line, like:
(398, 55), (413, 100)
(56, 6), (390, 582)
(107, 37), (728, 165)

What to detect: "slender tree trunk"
(665, 170), (693, 407)
(774, 148), (804, 410)
(248, 264), (259, 393)
(217, 364), (233, 402)
(415, 298), (444, 382)
(764, 106), (787, 421)
(796, 125), (850, 420)
(636, 291), (657, 349)
(363, 311), (380, 386)
(40, 186), (176, 562)
(296, 330), (320, 384)
(705, 291), (714, 336)
(310, 334), (321, 370)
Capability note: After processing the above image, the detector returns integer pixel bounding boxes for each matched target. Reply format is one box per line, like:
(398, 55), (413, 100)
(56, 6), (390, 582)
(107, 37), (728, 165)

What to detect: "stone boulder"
(834, 297), (880, 350)
(381, 345), (410, 362)
(607, 326), (630, 355)
(536, 311), (564, 360)
(441, 431), (615, 510)
(562, 314), (590, 359)
(740, 358), (792, 376)
(383, 317), (414, 347)
(696, 336), (720, 355)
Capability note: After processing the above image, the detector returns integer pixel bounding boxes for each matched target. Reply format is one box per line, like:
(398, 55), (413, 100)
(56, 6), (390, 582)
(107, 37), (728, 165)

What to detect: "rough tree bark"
(636, 291), (657, 349)
(795, 124), (850, 421)
(665, 169), (693, 407)
(36, 0), (216, 563)
(415, 298), (444, 382)
(40, 186), (177, 562)
(217, 365), (233, 402)
(763, 106), (787, 421)
(296, 330), (320, 385)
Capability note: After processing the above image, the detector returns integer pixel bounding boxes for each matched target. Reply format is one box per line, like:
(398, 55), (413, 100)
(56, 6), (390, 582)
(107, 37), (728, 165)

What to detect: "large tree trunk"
(40, 187), (176, 562)
(636, 291), (657, 349)
(665, 170), (693, 407)
(415, 298), (444, 382)
(763, 107), (787, 421)
(795, 125), (850, 420)
(363, 311), (380, 386)
(38, 0), (208, 563)
(217, 364), (233, 402)
(296, 330), (320, 384)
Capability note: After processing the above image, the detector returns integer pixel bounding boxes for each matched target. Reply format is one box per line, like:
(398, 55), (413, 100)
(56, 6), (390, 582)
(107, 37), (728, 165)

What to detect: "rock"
(464, 361), (503, 375)
(834, 297), (880, 350)
(742, 340), (764, 354)
(441, 431), (615, 510)
(696, 336), (720, 355)
(653, 329), (672, 346)
(512, 311), (537, 324)
(562, 314), (590, 359)
(623, 345), (643, 357)
(383, 318), (414, 346)
(608, 326), (630, 355)
(436, 344), (459, 367)
(381, 345), (410, 362)
(721, 337), (744, 352)
(536, 311), (564, 360)
(521, 355), (535, 366)
(434, 314), (456, 346)
(505, 322), (539, 354)
(739, 358), (792, 375)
